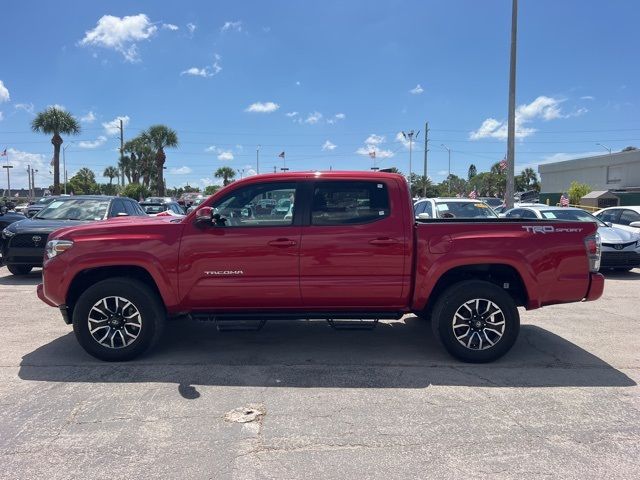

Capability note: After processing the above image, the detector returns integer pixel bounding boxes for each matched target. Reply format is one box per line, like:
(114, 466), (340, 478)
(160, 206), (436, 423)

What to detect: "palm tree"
(143, 125), (179, 196)
(103, 166), (119, 185)
(31, 107), (81, 194)
(467, 164), (477, 181)
(215, 166), (236, 186)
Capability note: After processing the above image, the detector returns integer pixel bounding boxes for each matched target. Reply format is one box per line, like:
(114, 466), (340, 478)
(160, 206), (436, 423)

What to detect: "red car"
(38, 171), (603, 362)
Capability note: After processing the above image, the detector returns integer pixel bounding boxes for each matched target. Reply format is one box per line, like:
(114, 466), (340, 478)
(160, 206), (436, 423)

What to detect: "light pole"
(441, 144), (451, 194)
(402, 130), (419, 194)
(62, 142), (74, 194)
(596, 143), (612, 156)
(505, 0), (518, 209)
(237, 168), (245, 179)
(256, 145), (261, 174)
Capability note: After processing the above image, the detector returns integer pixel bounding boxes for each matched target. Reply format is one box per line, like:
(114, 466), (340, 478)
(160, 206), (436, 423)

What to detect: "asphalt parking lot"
(0, 268), (638, 479)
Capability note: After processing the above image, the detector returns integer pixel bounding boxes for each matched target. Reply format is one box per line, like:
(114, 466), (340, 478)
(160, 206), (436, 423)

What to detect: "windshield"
(435, 201), (498, 219)
(35, 199), (110, 221)
(540, 209), (606, 227)
(35, 197), (57, 206)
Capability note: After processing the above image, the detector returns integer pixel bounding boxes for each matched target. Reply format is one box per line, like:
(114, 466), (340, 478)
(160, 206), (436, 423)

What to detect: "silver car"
(503, 205), (640, 271)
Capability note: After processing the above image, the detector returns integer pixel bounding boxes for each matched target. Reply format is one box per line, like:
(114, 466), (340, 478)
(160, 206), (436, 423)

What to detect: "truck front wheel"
(72, 278), (165, 361)
(431, 280), (520, 363)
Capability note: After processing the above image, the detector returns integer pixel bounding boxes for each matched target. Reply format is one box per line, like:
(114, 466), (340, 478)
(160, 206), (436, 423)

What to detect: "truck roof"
(232, 171), (405, 184)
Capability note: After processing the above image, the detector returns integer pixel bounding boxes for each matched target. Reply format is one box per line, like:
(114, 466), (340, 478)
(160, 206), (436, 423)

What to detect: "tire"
(7, 265), (33, 275)
(613, 267), (633, 272)
(72, 278), (165, 361)
(431, 280), (520, 363)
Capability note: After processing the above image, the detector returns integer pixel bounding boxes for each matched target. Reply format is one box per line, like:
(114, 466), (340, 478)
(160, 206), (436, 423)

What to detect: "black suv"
(1, 196), (146, 275)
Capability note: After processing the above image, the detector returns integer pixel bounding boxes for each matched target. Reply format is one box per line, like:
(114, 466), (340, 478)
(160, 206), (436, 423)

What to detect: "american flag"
(468, 189), (477, 199)
(278, 151), (285, 158)
(499, 156), (507, 171)
(369, 150), (376, 159)
(560, 194), (569, 207)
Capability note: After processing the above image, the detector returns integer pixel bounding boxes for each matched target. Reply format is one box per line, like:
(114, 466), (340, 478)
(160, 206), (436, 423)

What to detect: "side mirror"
(630, 221), (640, 229)
(416, 212), (430, 220)
(116, 212), (129, 217)
(605, 221), (613, 228)
(195, 206), (213, 224)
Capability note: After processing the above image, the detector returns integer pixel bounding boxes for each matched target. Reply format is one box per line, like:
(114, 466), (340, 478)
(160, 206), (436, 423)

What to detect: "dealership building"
(538, 149), (640, 207)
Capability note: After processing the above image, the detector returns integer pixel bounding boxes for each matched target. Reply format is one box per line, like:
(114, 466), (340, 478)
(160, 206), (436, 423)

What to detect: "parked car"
(38, 171), (603, 362)
(26, 196), (59, 218)
(414, 198), (499, 219)
(0, 208), (26, 230)
(479, 197), (504, 210)
(1, 196), (147, 275)
(140, 200), (185, 216)
(503, 205), (640, 271)
(178, 192), (202, 208)
(594, 206), (640, 234)
(495, 202), (547, 217)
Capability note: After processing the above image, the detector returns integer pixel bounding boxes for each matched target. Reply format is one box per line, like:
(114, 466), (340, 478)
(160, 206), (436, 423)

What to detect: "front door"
(179, 181), (302, 310)
(299, 179), (409, 309)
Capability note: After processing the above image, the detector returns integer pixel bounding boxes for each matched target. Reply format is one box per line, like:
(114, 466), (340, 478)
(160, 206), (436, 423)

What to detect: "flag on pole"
(369, 150), (376, 159)
(468, 189), (477, 199)
(278, 151), (285, 158)
(560, 193), (569, 207)
(0, 149), (7, 156)
(499, 156), (507, 171)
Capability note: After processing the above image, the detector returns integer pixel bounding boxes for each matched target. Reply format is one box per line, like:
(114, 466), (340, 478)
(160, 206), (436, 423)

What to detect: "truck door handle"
(268, 238), (297, 247)
(369, 237), (398, 246)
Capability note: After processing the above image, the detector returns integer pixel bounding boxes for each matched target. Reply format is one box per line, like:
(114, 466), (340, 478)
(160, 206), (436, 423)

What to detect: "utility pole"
(118, 119), (125, 187)
(62, 142), (73, 195)
(256, 145), (261, 174)
(26, 165), (32, 200)
(505, 0), (518, 209)
(3, 165), (13, 198)
(402, 130), (419, 196)
(441, 144), (452, 194)
(423, 122), (429, 197)
(32, 169), (38, 197)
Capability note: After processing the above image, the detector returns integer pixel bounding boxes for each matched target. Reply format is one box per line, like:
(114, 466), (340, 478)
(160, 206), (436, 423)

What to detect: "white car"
(414, 198), (499, 219)
(594, 206), (640, 234)
(503, 205), (640, 272)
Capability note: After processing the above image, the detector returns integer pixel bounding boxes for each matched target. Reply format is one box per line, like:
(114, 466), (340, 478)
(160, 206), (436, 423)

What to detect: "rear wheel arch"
(417, 263), (528, 319)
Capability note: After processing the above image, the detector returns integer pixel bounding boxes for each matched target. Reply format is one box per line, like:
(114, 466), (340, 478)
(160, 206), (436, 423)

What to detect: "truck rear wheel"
(72, 278), (165, 361)
(431, 280), (520, 363)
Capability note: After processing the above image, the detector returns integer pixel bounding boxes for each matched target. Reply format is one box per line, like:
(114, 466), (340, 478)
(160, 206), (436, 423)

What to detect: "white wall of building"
(538, 150), (640, 193)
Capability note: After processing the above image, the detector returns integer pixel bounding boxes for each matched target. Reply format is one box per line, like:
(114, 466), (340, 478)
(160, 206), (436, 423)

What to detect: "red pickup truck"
(37, 171), (604, 363)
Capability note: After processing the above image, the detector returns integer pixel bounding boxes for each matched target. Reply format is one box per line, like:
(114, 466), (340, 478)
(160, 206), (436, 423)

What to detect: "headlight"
(2, 228), (16, 239)
(45, 239), (74, 259)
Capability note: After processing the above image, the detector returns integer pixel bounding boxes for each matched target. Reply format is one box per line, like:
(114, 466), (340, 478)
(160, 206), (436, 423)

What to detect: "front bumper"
(600, 250), (640, 269)
(584, 272), (605, 302)
(37, 283), (56, 307)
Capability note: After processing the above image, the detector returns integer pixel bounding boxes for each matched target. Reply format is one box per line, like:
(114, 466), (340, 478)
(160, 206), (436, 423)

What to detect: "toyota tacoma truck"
(37, 171), (604, 363)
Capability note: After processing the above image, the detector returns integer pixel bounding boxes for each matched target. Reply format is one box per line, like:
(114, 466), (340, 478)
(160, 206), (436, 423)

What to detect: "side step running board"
(326, 318), (379, 330)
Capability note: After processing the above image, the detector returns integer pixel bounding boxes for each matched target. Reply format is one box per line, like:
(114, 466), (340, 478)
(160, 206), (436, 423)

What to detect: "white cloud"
(304, 111), (323, 124)
(2, 148), (50, 189)
(186, 23), (197, 35)
(162, 23), (179, 31)
(364, 134), (385, 145)
(48, 104), (66, 111)
(181, 54), (222, 78)
(356, 134), (394, 159)
(285, 111), (298, 117)
(470, 96), (570, 140)
(205, 145), (218, 152)
(327, 112), (346, 124)
(170, 166), (192, 174)
(14, 103), (34, 115)
(78, 136), (107, 149)
(580, 95), (595, 101)
(102, 115), (130, 136)
(245, 101), (280, 113)
(221, 21), (243, 33)
(322, 140), (337, 151)
(81, 111), (96, 123)
(0, 80), (9, 103)
(409, 84), (424, 95)
(217, 150), (234, 161)
(79, 14), (158, 62)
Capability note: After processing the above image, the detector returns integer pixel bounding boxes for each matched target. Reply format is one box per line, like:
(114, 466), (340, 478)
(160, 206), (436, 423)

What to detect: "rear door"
(299, 179), (408, 309)
(179, 181), (303, 310)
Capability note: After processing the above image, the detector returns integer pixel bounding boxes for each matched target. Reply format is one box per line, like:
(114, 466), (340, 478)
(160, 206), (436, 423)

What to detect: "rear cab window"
(311, 181), (390, 225)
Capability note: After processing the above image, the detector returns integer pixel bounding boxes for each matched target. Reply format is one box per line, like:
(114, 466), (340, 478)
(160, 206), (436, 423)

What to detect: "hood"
(49, 215), (178, 239)
(4, 217), (87, 234)
(598, 225), (639, 244)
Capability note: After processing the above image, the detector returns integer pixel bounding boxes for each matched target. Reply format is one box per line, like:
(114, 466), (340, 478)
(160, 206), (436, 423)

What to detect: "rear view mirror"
(195, 206), (213, 224)
(630, 221), (640, 228)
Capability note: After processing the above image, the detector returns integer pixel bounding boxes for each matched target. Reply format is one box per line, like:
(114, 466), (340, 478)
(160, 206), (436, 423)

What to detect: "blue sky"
(0, 0), (638, 190)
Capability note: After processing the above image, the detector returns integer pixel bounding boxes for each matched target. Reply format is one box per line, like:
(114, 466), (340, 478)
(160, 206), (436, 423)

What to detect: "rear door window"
(311, 181), (390, 225)
(596, 209), (620, 224)
(619, 209), (640, 226)
(109, 200), (127, 217)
